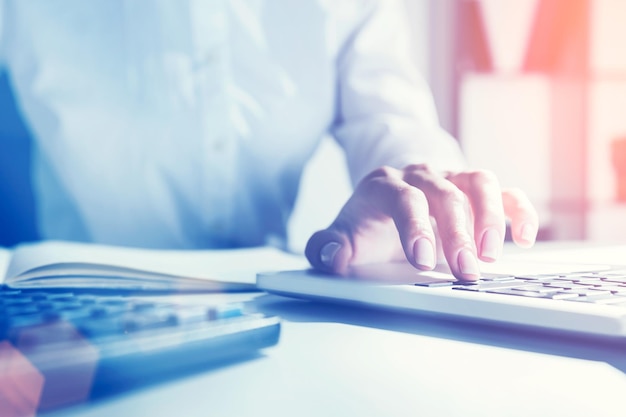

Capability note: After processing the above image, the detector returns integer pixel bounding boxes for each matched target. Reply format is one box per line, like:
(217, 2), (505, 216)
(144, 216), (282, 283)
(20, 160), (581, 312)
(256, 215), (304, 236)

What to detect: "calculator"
(0, 286), (280, 413)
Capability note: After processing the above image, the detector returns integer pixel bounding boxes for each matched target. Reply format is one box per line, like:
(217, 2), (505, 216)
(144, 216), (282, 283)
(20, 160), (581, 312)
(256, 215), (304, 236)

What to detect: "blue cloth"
(0, 0), (464, 249)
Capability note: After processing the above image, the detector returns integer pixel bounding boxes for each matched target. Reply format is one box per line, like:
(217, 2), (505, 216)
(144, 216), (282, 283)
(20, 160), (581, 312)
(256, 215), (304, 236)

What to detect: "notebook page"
(6, 241), (309, 285)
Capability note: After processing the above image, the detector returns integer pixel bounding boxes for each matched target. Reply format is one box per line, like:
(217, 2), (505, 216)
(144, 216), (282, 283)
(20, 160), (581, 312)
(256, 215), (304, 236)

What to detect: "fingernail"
(414, 238), (435, 269)
(458, 249), (480, 277)
(520, 223), (537, 243)
(480, 229), (501, 261)
(320, 242), (342, 268)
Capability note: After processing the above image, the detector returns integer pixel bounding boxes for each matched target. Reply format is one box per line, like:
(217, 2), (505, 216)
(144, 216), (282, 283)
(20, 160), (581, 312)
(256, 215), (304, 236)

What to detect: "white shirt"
(0, 0), (464, 249)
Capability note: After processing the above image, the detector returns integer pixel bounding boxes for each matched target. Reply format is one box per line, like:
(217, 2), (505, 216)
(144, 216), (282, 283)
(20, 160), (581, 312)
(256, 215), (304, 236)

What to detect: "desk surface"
(48, 243), (626, 417)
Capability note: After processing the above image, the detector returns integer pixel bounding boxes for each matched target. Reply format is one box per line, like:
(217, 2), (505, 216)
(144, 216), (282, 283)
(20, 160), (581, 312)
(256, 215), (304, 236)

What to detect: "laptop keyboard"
(0, 286), (279, 410)
(414, 270), (626, 307)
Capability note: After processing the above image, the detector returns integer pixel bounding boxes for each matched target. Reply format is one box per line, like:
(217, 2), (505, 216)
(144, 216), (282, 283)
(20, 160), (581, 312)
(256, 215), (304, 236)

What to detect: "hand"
(305, 164), (538, 281)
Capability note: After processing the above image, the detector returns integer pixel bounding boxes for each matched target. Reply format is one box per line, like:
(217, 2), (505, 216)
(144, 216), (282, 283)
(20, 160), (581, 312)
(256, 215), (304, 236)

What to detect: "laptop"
(257, 244), (626, 340)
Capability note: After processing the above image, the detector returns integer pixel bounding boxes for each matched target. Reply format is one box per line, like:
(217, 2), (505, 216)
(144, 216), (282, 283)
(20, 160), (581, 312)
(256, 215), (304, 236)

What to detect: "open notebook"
(0, 240), (309, 291)
(258, 243), (626, 340)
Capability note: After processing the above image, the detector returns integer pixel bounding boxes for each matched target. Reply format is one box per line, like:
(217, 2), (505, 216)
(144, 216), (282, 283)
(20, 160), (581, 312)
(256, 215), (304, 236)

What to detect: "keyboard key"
(571, 278), (605, 286)
(29, 292), (75, 301)
(208, 304), (244, 320)
(0, 290), (22, 296)
(5, 313), (50, 328)
(486, 289), (549, 298)
(100, 298), (128, 306)
(5, 305), (40, 316)
(36, 301), (55, 310)
(477, 273), (516, 281)
(2, 298), (33, 306)
(89, 304), (132, 318)
(542, 283), (589, 290)
(47, 308), (94, 321)
(452, 280), (535, 292)
(597, 271), (626, 279)
(173, 306), (212, 325)
(513, 274), (562, 281)
(51, 300), (83, 309)
(413, 279), (456, 287)
(561, 289), (612, 297)
(76, 318), (130, 337)
(600, 277), (626, 284)
(132, 302), (157, 311)
(599, 285), (626, 294)
(589, 296), (626, 305)
(76, 295), (98, 305)
(548, 292), (581, 300)
(122, 311), (177, 332)
(512, 285), (559, 294)
(565, 294), (626, 304)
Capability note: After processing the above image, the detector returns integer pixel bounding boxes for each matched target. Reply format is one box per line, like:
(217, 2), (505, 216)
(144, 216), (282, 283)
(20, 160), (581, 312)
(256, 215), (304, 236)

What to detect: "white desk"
(46, 243), (626, 417)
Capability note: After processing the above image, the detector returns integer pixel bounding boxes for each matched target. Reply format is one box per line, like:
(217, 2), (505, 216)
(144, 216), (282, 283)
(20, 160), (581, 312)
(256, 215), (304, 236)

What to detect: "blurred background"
(429, 0), (626, 245)
(443, 0), (626, 246)
(2, 0), (626, 251)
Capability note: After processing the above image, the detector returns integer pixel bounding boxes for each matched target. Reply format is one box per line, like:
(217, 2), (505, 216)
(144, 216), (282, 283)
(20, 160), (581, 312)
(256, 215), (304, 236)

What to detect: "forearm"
(334, 115), (466, 185)
(330, 0), (465, 185)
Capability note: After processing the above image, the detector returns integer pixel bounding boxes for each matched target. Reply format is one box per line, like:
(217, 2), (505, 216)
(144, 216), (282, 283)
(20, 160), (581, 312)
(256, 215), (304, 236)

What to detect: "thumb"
(305, 229), (353, 275)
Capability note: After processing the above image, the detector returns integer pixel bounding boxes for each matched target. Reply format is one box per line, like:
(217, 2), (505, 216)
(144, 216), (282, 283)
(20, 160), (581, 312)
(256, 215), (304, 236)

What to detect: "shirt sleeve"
(332, 0), (466, 185)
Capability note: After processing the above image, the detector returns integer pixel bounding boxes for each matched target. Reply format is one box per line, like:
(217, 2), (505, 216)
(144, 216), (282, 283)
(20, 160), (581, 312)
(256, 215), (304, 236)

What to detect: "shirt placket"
(189, 0), (236, 243)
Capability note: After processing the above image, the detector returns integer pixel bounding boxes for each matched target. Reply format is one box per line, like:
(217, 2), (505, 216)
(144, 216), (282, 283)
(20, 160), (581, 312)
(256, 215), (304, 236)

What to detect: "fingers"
(366, 170), (437, 271)
(447, 170), (506, 262)
(403, 165), (480, 280)
(305, 228), (353, 275)
(305, 167), (436, 274)
(502, 187), (539, 248)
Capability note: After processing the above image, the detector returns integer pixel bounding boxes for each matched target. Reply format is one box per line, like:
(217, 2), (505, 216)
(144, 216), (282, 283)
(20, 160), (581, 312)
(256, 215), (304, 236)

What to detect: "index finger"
(447, 170), (506, 262)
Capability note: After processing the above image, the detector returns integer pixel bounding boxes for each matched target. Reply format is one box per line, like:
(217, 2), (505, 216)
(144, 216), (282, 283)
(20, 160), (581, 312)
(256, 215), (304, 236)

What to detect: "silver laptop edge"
(257, 263), (626, 339)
